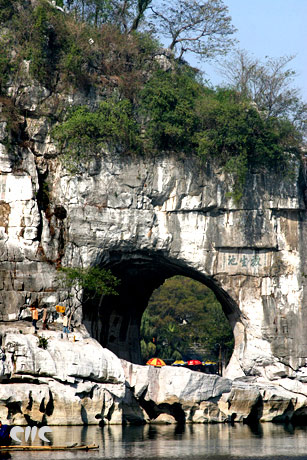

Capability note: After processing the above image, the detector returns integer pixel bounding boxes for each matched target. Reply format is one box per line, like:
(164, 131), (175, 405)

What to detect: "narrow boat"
(0, 444), (99, 451)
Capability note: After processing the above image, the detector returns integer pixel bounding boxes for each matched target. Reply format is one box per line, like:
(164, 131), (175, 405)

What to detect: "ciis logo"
(10, 426), (52, 443)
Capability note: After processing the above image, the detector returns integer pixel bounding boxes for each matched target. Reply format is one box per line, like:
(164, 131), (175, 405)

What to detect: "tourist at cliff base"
(42, 306), (49, 330)
(62, 314), (70, 333)
(30, 305), (39, 333)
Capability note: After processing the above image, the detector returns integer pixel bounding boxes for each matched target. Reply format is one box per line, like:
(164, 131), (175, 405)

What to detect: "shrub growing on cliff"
(195, 89), (301, 201)
(138, 72), (301, 200)
(1, 0), (158, 92)
(0, 49), (12, 94)
(58, 266), (119, 328)
(53, 65), (302, 199)
(9, 1), (64, 88)
(52, 98), (141, 172)
(139, 68), (202, 152)
(0, 0), (15, 23)
(38, 336), (49, 349)
(58, 266), (120, 304)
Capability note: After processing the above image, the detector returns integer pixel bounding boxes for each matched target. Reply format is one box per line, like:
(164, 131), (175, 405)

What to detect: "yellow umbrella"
(171, 360), (186, 366)
(202, 360), (217, 365)
(146, 358), (166, 367)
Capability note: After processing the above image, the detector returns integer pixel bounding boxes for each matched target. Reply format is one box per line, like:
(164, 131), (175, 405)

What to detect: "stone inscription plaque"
(217, 249), (272, 276)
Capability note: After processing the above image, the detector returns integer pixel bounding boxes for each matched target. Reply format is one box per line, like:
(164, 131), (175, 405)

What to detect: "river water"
(5, 423), (307, 460)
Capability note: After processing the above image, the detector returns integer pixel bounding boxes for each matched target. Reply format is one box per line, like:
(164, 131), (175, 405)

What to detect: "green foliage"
(58, 266), (120, 303)
(38, 336), (49, 349)
(60, 42), (85, 84)
(0, 48), (11, 94)
(56, 18), (99, 88)
(29, 5), (51, 82)
(140, 68), (202, 152)
(53, 66), (301, 198)
(5, 1), (66, 88)
(0, 0), (14, 23)
(140, 339), (156, 362)
(1, 0), (303, 201)
(195, 88), (300, 201)
(140, 276), (234, 363)
(139, 73), (301, 200)
(94, 25), (160, 99)
(14, 2), (61, 87)
(52, 98), (141, 172)
(1, 0), (158, 91)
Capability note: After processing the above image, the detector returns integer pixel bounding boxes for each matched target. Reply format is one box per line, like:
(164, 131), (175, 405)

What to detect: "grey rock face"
(0, 81), (306, 384)
(124, 361), (232, 404)
(48, 153), (307, 381)
(121, 361), (307, 425)
(2, 332), (124, 384)
(0, 327), (126, 425)
(122, 360), (232, 423)
(1, 328), (307, 425)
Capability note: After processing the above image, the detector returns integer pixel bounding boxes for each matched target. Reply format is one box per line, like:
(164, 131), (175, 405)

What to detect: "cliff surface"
(0, 0), (307, 427)
(0, 51), (306, 425)
(1, 325), (307, 425)
(0, 69), (307, 382)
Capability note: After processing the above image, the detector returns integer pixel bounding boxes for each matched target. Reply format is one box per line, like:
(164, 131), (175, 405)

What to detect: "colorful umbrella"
(171, 360), (186, 366)
(146, 358), (166, 367)
(187, 359), (202, 366)
(202, 360), (217, 365)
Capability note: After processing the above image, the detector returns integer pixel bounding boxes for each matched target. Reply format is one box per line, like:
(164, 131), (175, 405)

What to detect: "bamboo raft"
(0, 443), (99, 451)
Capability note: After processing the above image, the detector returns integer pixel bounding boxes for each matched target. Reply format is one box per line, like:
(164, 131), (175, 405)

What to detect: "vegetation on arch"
(52, 98), (141, 172)
(1, 0), (305, 201)
(41, 0), (236, 61)
(218, 50), (307, 125)
(53, 67), (302, 199)
(0, 0), (158, 92)
(0, 0), (236, 92)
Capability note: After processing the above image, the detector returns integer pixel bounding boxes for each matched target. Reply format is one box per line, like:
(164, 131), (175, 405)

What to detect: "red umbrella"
(187, 359), (202, 366)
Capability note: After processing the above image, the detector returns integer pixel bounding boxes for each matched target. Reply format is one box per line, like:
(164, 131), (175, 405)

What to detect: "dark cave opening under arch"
(82, 251), (240, 364)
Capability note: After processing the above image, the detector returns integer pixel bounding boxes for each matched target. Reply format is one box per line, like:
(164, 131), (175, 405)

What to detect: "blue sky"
(194, 0), (307, 100)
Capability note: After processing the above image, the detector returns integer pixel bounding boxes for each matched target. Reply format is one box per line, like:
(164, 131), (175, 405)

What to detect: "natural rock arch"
(0, 149), (306, 381)
(81, 249), (239, 366)
(54, 153), (306, 381)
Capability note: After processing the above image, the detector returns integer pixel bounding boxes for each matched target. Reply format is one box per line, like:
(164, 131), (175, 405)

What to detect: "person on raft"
(0, 421), (11, 446)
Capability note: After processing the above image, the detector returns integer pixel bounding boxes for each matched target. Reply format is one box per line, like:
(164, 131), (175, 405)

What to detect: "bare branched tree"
(52, 0), (236, 60)
(218, 50), (307, 128)
(149, 0), (236, 60)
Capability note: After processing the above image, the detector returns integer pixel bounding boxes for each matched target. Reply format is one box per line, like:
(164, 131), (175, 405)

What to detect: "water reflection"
(7, 423), (307, 460)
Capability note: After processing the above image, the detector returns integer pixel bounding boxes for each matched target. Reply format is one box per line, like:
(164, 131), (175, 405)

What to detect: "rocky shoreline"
(1, 324), (307, 426)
